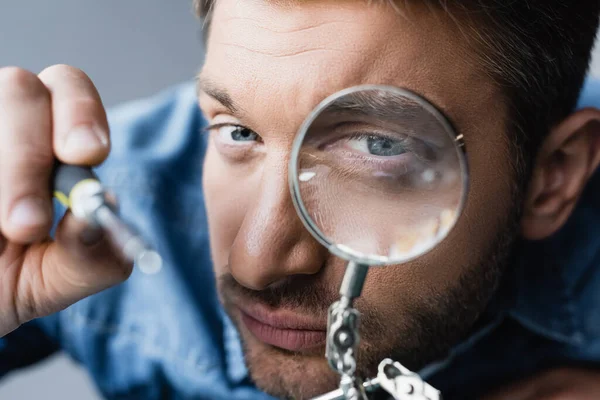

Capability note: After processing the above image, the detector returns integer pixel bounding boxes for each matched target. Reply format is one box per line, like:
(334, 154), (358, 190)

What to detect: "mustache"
(218, 272), (340, 318)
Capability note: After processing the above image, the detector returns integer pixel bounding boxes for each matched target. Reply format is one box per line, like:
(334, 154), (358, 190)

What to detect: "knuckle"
(0, 67), (47, 99)
(9, 142), (54, 169)
(2, 253), (38, 325)
(15, 287), (38, 324)
(16, 249), (59, 322)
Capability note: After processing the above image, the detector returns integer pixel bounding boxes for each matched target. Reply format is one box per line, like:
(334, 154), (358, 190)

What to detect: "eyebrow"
(327, 91), (424, 120)
(329, 90), (457, 129)
(196, 76), (239, 113)
(318, 90), (460, 146)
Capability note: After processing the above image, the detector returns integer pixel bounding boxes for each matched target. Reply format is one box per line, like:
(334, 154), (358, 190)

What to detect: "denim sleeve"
(0, 319), (60, 379)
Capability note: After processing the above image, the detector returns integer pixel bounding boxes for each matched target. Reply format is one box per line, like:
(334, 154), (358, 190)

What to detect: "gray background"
(0, 1), (599, 399)
(0, 0), (205, 106)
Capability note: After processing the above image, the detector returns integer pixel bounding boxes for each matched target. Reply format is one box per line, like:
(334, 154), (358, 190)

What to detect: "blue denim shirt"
(1, 80), (599, 400)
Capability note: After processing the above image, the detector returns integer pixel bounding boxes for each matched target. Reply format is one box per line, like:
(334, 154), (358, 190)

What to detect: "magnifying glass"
(288, 85), (469, 399)
(289, 85), (468, 266)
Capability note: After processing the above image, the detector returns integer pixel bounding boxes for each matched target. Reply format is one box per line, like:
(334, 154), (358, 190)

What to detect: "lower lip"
(240, 311), (327, 352)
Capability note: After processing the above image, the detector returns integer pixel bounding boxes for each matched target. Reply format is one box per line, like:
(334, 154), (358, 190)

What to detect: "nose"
(229, 154), (328, 290)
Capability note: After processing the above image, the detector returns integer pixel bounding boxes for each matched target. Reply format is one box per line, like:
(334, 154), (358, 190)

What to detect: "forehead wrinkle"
(213, 41), (363, 59)
(220, 15), (352, 35)
(211, 1), (383, 59)
(206, 0), (503, 148)
(206, 39), (380, 130)
(207, 9), (389, 119)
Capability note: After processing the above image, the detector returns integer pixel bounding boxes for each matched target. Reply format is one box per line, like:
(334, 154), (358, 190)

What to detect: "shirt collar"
(221, 308), (251, 385)
(507, 164), (600, 346)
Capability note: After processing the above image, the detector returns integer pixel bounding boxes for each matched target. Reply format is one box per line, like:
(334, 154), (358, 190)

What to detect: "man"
(0, 0), (599, 399)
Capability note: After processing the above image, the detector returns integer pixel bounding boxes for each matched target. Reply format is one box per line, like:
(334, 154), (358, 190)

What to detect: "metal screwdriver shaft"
(52, 162), (163, 274)
(93, 204), (163, 274)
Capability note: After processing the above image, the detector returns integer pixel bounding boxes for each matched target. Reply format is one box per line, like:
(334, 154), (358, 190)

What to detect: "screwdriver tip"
(135, 249), (163, 275)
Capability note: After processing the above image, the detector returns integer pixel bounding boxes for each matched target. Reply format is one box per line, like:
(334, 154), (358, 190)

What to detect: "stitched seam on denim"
(419, 313), (505, 380)
(507, 311), (583, 345)
(64, 310), (221, 373)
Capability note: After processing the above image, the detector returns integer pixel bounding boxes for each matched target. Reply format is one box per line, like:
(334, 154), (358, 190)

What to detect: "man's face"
(200, 1), (518, 398)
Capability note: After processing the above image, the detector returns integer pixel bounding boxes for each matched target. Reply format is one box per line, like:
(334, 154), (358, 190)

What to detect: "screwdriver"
(52, 162), (163, 275)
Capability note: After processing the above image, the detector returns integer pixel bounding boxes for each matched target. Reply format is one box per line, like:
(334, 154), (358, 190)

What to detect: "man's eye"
(346, 135), (407, 157)
(216, 125), (260, 143)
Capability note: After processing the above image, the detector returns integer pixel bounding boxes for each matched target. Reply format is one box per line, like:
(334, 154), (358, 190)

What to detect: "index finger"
(38, 64), (110, 166)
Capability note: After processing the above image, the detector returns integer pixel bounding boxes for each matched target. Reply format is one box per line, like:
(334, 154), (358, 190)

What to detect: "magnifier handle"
(339, 262), (369, 300)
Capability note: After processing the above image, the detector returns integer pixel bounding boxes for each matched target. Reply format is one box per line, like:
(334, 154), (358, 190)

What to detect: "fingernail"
(63, 126), (108, 155)
(79, 227), (104, 246)
(10, 197), (50, 228)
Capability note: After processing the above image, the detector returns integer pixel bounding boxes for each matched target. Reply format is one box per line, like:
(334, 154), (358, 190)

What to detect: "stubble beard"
(217, 194), (521, 399)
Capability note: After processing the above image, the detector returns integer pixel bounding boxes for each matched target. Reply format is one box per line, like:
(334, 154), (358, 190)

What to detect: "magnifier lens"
(290, 86), (468, 265)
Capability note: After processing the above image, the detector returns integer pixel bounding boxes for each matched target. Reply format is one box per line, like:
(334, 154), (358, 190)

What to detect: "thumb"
(40, 212), (133, 310)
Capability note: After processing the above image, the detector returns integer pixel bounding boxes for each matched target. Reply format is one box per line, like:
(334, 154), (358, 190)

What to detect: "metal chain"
(326, 298), (366, 399)
(324, 262), (370, 400)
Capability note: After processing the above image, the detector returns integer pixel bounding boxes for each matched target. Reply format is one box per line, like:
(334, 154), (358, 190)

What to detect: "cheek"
(203, 143), (260, 271)
(359, 139), (515, 315)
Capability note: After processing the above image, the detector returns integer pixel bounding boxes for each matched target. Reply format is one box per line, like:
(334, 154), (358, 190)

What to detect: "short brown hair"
(193, 0), (600, 184)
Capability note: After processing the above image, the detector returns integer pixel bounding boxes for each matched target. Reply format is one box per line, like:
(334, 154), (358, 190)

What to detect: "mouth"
(236, 302), (327, 352)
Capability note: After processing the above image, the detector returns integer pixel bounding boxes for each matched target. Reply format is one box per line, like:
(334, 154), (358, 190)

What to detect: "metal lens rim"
(288, 84), (470, 266)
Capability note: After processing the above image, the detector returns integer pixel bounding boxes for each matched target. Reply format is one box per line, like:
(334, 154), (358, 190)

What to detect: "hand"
(482, 367), (600, 400)
(0, 65), (132, 337)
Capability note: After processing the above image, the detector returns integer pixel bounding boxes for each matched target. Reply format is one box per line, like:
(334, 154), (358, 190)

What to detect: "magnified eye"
(346, 135), (408, 157)
(217, 125), (259, 143)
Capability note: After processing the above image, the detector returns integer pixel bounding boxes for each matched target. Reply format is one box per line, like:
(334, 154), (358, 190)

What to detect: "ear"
(521, 108), (600, 240)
